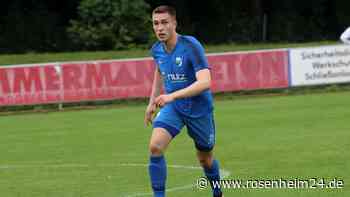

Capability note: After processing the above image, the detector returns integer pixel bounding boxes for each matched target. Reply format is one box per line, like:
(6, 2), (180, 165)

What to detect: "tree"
(67, 0), (151, 50)
(0, 0), (79, 53)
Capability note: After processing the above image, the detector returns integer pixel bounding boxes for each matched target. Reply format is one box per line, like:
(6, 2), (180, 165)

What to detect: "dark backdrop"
(1, 0), (349, 53)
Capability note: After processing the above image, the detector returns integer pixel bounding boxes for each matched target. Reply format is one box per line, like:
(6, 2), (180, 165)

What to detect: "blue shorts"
(153, 104), (216, 152)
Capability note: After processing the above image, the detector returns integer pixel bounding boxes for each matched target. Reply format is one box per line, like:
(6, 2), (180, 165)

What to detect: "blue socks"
(149, 155), (222, 197)
(204, 159), (222, 197)
(149, 155), (167, 197)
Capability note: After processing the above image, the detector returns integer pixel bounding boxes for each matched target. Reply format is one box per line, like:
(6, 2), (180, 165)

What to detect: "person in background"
(340, 27), (350, 44)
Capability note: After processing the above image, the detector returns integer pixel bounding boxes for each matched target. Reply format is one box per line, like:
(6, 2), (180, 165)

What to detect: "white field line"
(0, 162), (231, 196)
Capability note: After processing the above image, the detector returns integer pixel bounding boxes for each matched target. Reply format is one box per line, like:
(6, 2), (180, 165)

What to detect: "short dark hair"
(152, 5), (176, 18)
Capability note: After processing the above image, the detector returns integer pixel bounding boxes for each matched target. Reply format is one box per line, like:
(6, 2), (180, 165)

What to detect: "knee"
(149, 142), (164, 156)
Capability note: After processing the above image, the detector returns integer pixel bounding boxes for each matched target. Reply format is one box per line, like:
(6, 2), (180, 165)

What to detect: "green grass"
(0, 41), (338, 65)
(0, 91), (349, 197)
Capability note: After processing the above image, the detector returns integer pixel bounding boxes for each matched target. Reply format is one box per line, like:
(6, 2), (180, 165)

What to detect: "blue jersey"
(151, 35), (213, 118)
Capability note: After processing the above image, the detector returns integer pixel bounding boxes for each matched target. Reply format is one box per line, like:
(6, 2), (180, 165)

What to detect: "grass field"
(0, 91), (349, 197)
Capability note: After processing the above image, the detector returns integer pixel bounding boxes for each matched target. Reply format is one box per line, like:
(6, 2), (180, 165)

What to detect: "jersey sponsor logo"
(167, 73), (187, 82)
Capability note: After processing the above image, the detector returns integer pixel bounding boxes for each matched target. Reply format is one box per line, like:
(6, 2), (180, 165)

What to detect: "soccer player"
(144, 5), (223, 197)
(340, 27), (350, 44)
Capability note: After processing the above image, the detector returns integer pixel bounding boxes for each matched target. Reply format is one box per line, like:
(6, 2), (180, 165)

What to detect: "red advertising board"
(61, 59), (155, 102)
(0, 64), (62, 105)
(209, 50), (289, 92)
(0, 50), (289, 106)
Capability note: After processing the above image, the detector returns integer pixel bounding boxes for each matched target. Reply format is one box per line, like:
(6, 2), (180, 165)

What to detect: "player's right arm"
(144, 68), (162, 126)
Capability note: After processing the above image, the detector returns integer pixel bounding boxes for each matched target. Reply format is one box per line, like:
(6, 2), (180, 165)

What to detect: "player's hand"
(144, 103), (157, 126)
(154, 94), (174, 108)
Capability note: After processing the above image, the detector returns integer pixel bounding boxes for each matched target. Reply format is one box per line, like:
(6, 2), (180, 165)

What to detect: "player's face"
(152, 13), (176, 42)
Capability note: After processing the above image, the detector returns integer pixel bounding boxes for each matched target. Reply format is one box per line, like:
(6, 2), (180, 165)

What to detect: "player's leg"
(185, 112), (223, 197)
(197, 150), (223, 197)
(149, 128), (173, 156)
(148, 104), (184, 197)
(148, 128), (172, 197)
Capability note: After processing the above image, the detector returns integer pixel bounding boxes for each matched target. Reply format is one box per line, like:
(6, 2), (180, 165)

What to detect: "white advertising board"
(289, 45), (350, 86)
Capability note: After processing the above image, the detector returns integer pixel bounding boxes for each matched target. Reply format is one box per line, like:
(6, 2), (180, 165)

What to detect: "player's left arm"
(154, 69), (211, 107)
(170, 69), (211, 99)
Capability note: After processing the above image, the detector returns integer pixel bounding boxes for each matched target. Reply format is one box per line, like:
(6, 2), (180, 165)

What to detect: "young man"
(340, 27), (350, 44)
(144, 5), (223, 197)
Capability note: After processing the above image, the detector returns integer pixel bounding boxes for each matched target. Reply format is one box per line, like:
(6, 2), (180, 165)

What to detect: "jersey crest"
(175, 56), (183, 67)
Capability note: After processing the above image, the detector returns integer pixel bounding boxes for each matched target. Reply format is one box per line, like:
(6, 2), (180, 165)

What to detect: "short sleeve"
(187, 38), (210, 72)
